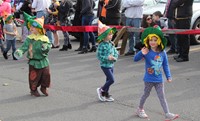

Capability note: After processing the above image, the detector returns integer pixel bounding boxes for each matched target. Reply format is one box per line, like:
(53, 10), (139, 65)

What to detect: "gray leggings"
(139, 82), (169, 113)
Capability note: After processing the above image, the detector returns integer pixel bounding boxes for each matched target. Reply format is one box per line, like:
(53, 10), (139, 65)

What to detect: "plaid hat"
(141, 26), (167, 50)
(97, 20), (116, 43)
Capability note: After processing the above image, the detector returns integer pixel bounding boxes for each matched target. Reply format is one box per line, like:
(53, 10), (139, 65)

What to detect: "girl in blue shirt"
(96, 21), (118, 102)
(134, 27), (179, 121)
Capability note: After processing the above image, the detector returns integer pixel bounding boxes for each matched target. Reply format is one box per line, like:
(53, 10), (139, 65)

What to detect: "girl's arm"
(162, 51), (172, 80)
(133, 51), (143, 62)
(134, 47), (148, 62)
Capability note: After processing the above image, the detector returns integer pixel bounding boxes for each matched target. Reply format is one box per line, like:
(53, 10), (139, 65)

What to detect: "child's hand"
(14, 49), (23, 59)
(108, 55), (116, 60)
(141, 47), (149, 55)
(13, 31), (18, 36)
(42, 43), (48, 50)
(167, 79), (172, 83)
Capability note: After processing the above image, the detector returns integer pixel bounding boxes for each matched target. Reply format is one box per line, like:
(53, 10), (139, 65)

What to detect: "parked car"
(143, 0), (200, 45)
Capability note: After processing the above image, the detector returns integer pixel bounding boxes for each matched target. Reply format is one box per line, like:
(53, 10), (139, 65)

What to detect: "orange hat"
(97, 21), (116, 43)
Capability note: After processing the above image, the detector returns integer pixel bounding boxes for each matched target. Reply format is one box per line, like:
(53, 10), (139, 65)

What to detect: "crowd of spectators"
(0, 0), (193, 62)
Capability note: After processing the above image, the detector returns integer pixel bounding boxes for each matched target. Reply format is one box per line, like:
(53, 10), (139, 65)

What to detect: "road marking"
(190, 46), (200, 52)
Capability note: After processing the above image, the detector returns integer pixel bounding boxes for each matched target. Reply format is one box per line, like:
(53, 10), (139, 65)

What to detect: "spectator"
(47, 0), (60, 48)
(0, 17), (5, 53)
(58, 0), (72, 51)
(164, 0), (178, 54)
(122, 0), (144, 56)
(141, 15), (155, 28)
(73, 0), (84, 51)
(172, 0), (193, 62)
(97, 0), (121, 25)
(78, 0), (96, 54)
(152, 11), (167, 29)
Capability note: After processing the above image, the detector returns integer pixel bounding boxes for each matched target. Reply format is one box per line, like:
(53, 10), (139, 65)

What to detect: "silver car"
(143, 0), (200, 45)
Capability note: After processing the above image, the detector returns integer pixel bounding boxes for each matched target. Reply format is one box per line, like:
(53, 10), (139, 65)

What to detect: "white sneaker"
(96, 88), (105, 101)
(136, 108), (148, 118)
(105, 95), (114, 102)
(165, 113), (179, 121)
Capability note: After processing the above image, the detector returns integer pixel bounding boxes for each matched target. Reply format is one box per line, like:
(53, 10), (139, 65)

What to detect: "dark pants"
(81, 15), (95, 48)
(5, 39), (16, 55)
(101, 67), (115, 93)
(60, 22), (70, 46)
(176, 18), (191, 59)
(168, 19), (177, 51)
(29, 65), (51, 91)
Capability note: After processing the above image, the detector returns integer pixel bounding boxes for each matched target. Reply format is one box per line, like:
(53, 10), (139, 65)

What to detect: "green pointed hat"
(23, 12), (45, 34)
(141, 26), (167, 50)
(97, 20), (117, 43)
(23, 12), (36, 28)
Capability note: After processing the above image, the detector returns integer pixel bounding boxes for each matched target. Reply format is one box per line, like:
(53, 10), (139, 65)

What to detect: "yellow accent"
(28, 34), (49, 42)
(143, 34), (164, 49)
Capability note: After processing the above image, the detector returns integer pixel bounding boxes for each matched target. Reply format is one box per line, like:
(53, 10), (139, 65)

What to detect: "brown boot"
(30, 90), (40, 97)
(40, 87), (48, 96)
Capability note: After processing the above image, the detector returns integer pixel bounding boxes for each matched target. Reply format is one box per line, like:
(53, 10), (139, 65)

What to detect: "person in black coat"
(72, 0), (84, 51)
(171, 0), (193, 62)
(78, 0), (96, 54)
(97, 0), (121, 25)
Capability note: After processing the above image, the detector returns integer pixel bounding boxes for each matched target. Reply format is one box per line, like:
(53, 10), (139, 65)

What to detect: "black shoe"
(75, 47), (82, 51)
(52, 45), (60, 49)
(124, 51), (135, 56)
(78, 48), (88, 54)
(88, 46), (96, 52)
(175, 57), (189, 62)
(167, 49), (176, 54)
(3, 52), (8, 59)
(68, 44), (72, 49)
(12, 53), (18, 60)
(173, 55), (180, 60)
(59, 45), (68, 51)
(87, 45), (90, 50)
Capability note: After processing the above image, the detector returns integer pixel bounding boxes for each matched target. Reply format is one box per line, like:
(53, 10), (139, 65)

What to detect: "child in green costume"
(14, 13), (51, 97)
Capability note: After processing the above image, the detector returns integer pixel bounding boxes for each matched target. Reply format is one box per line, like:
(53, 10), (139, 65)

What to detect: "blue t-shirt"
(133, 49), (171, 83)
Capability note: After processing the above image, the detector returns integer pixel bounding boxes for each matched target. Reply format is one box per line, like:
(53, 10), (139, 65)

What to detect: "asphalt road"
(0, 34), (200, 121)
